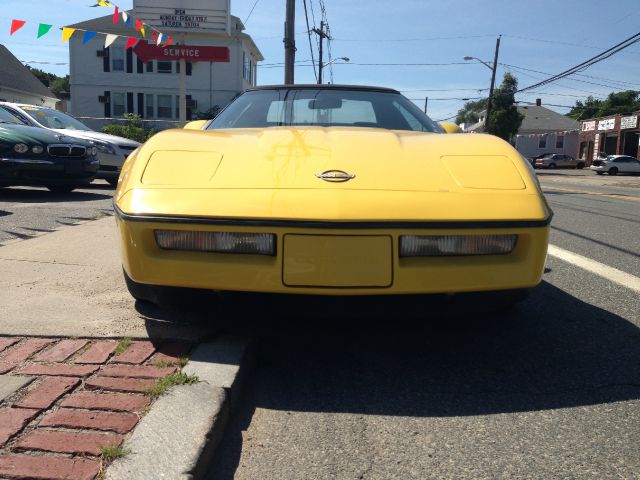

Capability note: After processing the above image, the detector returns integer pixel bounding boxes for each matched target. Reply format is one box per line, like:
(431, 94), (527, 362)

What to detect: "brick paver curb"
(0, 335), (194, 480)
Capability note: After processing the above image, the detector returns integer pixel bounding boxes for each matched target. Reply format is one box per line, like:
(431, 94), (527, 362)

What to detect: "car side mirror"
(184, 120), (208, 130)
(439, 122), (462, 134)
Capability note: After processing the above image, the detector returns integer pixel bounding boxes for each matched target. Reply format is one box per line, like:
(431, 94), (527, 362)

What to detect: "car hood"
(52, 129), (141, 148)
(127, 127), (532, 192)
(0, 123), (90, 146)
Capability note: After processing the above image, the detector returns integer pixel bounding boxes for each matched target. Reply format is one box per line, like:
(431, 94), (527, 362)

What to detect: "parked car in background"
(0, 108), (99, 193)
(534, 153), (585, 169)
(590, 155), (640, 175)
(0, 103), (139, 186)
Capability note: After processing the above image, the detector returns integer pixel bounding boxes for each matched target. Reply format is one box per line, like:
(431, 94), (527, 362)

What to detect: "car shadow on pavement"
(0, 187), (112, 203)
(208, 281), (640, 478)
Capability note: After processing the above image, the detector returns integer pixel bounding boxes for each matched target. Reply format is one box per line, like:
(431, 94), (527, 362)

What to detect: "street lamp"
(464, 35), (501, 132)
(318, 57), (350, 84)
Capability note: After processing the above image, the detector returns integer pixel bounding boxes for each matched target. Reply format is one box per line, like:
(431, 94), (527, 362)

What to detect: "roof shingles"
(0, 45), (58, 100)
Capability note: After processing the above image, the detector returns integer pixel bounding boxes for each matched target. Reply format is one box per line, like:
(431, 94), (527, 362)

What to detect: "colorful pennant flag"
(62, 27), (76, 42)
(82, 31), (97, 44)
(135, 19), (142, 31)
(125, 37), (138, 50)
(104, 34), (118, 48)
(164, 37), (173, 46)
(10, 19), (26, 35)
(122, 11), (131, 27)
(140, 26), (146, 37)
(91, 0), (112, 6)
(37, 23), (52, 39)
(113, 6), (119, 24)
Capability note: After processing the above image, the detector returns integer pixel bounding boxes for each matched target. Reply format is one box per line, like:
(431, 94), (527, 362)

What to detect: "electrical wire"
(302, 0), (318, 81)
(242, 0), (262, 26)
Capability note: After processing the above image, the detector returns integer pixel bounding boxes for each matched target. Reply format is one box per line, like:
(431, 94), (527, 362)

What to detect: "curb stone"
(106, 336), (252, 480)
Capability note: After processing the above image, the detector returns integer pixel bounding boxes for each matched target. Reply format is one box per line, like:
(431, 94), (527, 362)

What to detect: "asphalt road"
(0, 181), (115, 246)
(208, 170), (640, 480)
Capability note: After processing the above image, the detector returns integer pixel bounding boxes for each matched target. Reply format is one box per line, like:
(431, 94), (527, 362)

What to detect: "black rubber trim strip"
(113, 203), (553, 230)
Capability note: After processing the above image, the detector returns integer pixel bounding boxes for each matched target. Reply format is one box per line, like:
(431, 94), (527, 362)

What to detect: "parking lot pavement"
(0, 182), (115, 246)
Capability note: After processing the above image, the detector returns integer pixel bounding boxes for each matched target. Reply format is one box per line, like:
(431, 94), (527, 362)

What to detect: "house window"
(146, 61), (154, 73)
(112, 47), (125, 72)
(157, 94), (172, 118)
(556, 135), (564, 149)
(112, 92), (126, 116)
(538, 135), (547, 149)
(157, 61), (172, 74)
(145, 94), (154, 118)
(243, 52), (251, 81)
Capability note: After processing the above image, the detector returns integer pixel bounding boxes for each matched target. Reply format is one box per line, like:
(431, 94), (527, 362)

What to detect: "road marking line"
(543, 186), (640, 202)
(548, 244), (640, 294)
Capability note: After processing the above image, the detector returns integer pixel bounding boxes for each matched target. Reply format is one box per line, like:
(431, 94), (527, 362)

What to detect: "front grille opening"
(47, 145), (86, 157)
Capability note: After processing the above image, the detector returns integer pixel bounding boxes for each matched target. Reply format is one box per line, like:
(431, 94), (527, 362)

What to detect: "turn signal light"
(399, 234), (517, 257)
(155, 230), (276, 255)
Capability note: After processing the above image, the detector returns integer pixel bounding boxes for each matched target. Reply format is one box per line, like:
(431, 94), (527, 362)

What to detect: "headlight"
(32, 145), (44, 154)
(14, 143), (29, 154)
(94, 142), (116, 155)
(155, 230), (276, 256)
(399, 234), (517, 257)
(90, 146), (98, 156)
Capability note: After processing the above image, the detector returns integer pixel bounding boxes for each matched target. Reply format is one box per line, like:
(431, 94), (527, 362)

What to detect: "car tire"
(608, 167), (618, 176)
(46, 185), (76, 194)
(454, 288), (530, 313)
(123, 269), (164, 305)
(548, 163), (556, 169)
(577, 162), (585, 169)
(596, 171), (604, 175)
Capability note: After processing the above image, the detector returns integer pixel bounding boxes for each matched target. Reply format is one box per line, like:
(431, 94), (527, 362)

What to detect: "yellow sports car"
(114, 85), (551, 306)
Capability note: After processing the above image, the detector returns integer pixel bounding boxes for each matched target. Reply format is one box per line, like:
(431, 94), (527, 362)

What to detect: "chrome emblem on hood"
(315, 170), (356, 183)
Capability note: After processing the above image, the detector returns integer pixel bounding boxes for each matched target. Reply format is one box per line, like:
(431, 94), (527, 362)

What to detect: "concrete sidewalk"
(0, 217), (215, 340)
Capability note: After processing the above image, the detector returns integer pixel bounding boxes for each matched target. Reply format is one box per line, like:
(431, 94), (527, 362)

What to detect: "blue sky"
(2, 0), (640, 121)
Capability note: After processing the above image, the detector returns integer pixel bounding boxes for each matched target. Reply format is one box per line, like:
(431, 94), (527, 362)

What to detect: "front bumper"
(115, 208), (551, 296)
(0, 156), (99, 186)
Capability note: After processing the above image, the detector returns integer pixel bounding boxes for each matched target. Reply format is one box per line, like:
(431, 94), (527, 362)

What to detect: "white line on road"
(548, 244), (640, 294)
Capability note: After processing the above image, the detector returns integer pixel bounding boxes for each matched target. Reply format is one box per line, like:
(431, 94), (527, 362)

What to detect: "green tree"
(455, 98), (487, 126)
(50, 76), (70, 99)
(485, 73), (524, 141)
(568, 90), (640, 120)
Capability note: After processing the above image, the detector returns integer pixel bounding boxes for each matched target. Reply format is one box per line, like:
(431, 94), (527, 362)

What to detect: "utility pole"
(312, 21), (331, 84)
(424, 97), (428, 114)
(485, 35), (501, 132)
(284, 0), (296, 84)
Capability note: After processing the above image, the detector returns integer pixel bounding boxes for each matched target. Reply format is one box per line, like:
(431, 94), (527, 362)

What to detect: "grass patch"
(114, 337), (132, 356)
(100, 443), (129, 462)
(152, 357), (188, 368)
(144, 372), (199, 399)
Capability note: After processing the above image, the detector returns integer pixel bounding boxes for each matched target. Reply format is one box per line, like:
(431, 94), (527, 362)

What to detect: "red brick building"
(578, 112), (640, 163)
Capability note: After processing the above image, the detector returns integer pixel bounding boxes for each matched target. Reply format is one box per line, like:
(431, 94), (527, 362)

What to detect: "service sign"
(133, 41), (230, 63)
(582, 121), (596, 132)
(598, 118), (616, 131)
(620, 115), (638, 130)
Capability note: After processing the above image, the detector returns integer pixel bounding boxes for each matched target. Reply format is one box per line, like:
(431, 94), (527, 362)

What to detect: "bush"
(193, 106), (222, 120)
(101, 114), (155, 143)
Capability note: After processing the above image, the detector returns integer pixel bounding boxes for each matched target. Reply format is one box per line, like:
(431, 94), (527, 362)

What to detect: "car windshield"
(208, 88), (442, 133)
(20, 106), (92, 131)
(0, 106), (26, 125)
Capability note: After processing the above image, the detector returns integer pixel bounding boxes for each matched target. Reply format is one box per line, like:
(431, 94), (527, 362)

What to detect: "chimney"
(535, 98), (542, 106)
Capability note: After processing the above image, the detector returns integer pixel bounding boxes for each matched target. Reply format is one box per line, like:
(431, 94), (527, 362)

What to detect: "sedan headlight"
(155, 230), (276, 256)
(32, 145), (44, 154)
(14, 143), (29, 154)
(399, 234), (517, 257)
(94, 141), (116, 156)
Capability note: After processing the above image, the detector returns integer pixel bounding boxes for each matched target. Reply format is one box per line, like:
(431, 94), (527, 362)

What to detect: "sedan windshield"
(20, 106), (92, 131)
(208, 88), (442, 133)
(0, 106), (26, 125)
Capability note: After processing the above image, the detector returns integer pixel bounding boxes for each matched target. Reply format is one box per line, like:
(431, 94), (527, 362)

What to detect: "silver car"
(590, 155), (640, 175)
(0, 103), (139, 186)
(534, 153), (585, 169)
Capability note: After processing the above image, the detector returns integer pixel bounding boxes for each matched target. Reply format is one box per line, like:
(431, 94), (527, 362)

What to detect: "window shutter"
(137, 93), (144, 118)
(126, 49), (133, 73)
(127, 92), (134, 114)
(104, 91), (111, 118)
(103, 48), (110, 72)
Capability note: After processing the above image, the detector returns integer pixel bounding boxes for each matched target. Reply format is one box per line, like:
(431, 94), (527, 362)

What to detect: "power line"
(333, 34), (499, 43)
(242, 0), (262, 25)
(302, 0), (318, 82)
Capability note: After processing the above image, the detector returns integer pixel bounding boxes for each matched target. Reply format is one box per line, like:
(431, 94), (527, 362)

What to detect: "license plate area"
(65, 159), (84, 174)
(283, 235), (393, 288)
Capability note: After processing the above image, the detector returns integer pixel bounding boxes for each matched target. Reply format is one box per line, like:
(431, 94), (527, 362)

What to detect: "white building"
(0, 45), (59, 108)
(67, 0), (263, 128)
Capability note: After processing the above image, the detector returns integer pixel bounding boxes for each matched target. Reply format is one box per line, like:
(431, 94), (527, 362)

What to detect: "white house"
(67, 0), (263, 128)
(0, 45), (59, 108)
